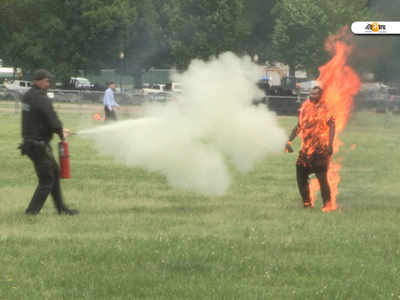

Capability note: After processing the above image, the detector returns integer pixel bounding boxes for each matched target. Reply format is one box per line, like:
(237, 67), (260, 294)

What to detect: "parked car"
(69, 77), (92, 89)
(3, 79), (32, 93)
(164, 82), (182, 93)
(387, 87), (400, 113)
(0, 86), (20, 100)
(376, 86), (400, 113)
(147, 92), (176, 103)
(143, 83), (166, 95)
(91, 82), (108, 91)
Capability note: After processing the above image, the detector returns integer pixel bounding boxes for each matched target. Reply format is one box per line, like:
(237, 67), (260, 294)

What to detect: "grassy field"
(0, 102), (399, 299)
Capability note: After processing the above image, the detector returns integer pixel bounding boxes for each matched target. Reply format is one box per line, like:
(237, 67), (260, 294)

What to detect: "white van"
(4, 80), (32, 93)
(142, 83), (166, 95)
(70, 77), (92, 89)
(164, 82), (182, 93)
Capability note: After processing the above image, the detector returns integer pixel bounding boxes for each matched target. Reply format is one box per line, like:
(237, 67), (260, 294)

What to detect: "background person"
(103, 81), (119, 121)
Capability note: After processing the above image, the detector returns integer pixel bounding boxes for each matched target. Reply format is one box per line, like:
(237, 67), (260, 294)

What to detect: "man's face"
(110, 83), (116, 90)
(35, 78), (51, 90)
(309, 89), (322, 102)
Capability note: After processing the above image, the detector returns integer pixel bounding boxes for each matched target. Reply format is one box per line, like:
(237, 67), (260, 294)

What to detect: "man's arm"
(110, 90), (120, 108)
(39, 95), (64, 140)
(285, 124), (299, 153)
(327, 118), (335, 155)
(288, 124), (299, 142)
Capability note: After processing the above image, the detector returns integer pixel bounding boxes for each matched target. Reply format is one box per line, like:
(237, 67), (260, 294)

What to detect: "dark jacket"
(21, 85), (63, 143)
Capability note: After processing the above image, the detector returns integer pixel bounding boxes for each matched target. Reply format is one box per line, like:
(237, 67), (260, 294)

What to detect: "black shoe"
(25, 210), (39, 215)
(59, 208), (79, 215)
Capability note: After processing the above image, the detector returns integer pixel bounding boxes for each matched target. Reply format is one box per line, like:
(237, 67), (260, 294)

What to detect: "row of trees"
(0, 0), (397, 86)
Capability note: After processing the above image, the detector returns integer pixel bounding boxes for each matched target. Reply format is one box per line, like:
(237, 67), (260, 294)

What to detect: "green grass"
(1, 104), (400, 299)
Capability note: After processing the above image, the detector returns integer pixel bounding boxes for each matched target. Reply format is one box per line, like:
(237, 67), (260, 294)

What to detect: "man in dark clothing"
(285, 86), (335, 210)
(19, 69), (79, 215)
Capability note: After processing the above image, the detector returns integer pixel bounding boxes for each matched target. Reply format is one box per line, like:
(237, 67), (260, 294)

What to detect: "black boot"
(59, 208), (79, 215)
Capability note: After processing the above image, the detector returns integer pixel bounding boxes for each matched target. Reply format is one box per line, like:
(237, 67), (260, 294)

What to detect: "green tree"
(1, 0), (133, 83)
(0, 1), (14, 53)
(271, 0), (368, 76)
(159, 0), (249, 70)
(121, 0), (164, 88)
(1, 0), (279, 86)
(242, 0), (277, 63)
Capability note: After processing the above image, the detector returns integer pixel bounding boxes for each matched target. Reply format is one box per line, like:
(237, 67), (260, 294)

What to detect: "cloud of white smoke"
(79, 52), (287, 195)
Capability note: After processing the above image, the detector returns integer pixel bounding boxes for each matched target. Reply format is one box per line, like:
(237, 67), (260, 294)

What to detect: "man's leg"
(104, 106), (111, 122)
(315, 169), (331, 207)
(47, 146), (79, 215)
(296, 163), (312, 207)
(25, 152), (55, 215)
(110, 109), (117, 121)
(48, 151), (65, 213)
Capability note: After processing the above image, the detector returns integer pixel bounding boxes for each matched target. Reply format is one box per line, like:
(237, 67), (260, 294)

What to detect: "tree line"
(1, 0), (398, 86)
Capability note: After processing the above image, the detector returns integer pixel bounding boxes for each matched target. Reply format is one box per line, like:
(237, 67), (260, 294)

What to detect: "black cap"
(33, 69), (53, 81)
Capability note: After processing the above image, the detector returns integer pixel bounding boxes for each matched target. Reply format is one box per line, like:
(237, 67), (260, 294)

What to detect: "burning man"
(285, 86), (335, 209)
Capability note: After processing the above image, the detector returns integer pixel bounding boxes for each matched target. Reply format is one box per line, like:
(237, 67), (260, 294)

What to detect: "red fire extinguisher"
(58, 141), (70, 179)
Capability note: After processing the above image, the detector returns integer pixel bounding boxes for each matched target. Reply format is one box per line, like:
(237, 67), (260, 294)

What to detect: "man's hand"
(327, 144), (333, 156)
(285, 142), (294, 153)
(63, 128), (73, 138)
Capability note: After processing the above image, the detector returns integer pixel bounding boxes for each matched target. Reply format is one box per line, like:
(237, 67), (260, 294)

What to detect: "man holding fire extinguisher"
(19, 69), (79, 215)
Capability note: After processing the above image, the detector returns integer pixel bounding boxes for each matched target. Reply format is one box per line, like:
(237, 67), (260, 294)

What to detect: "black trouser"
(296, 154), (331, 205)
(104, 106), (117, 121)
(22, 141), (67, 214)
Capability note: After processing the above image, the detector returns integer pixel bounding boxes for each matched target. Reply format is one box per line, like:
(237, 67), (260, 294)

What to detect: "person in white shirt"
(103, 81), (119, 121)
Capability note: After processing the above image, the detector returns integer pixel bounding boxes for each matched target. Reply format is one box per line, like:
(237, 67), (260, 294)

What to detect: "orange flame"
(304, 27), (361, 211)
(93, 113), (102, 121)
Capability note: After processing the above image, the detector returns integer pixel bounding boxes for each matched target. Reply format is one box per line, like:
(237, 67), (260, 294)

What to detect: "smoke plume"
(80, 52), (287, 195)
